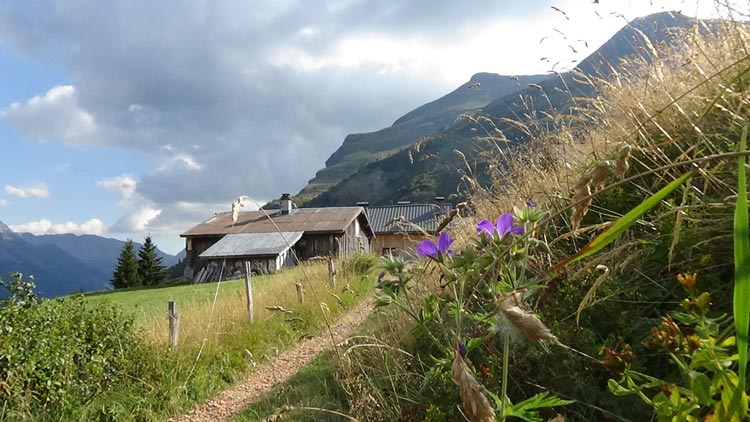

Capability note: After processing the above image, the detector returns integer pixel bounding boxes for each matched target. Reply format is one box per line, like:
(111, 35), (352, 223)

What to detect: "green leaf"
(374, 295), (393, 307)
(548, 170), (695, 274)
(735, 125), (750, 394)
(688, 371), (711, 405)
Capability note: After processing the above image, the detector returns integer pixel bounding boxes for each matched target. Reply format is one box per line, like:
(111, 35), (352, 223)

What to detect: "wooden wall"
(372, 232), (422, 256)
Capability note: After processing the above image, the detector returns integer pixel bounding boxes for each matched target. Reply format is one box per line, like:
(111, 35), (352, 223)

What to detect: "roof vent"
(397, 201), (410, 205)
(356, 201), (369, 208)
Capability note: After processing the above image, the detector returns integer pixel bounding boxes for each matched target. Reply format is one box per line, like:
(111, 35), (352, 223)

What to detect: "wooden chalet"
(367, 201), (452, 255)
(180, 194), (374, 282)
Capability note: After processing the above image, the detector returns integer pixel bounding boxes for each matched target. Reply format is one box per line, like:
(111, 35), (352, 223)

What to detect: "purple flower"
(377, 271), (386, 283)
(526, 199), (536, 208)
(458, 342), (467, 357)
(476, 212), (524, 239)
(416, 231), (455, 259)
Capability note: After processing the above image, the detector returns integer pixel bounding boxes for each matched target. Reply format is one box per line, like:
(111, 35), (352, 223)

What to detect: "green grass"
(84, 274), (272, 327)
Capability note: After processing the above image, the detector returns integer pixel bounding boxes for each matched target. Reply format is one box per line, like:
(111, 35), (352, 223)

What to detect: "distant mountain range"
(0, 221), (183, 298)
(299, 11), (702, 207)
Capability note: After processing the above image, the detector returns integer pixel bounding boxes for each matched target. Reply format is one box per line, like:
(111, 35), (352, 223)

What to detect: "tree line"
(111, 236), (169, 289)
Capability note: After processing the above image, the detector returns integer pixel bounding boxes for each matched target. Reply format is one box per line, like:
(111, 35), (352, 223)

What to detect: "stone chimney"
(279, 193), (293, 215)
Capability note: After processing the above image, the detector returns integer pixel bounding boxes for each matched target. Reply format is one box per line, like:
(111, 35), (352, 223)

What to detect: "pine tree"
(137, 236), (168, 286)
(111, 239), (141, 289)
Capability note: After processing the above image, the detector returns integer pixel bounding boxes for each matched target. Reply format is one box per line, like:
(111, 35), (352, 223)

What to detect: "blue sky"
(0, 0), (723, 254)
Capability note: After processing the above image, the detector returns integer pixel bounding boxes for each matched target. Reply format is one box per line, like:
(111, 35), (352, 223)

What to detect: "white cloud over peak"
(5, 182), (50, 198)
(10, 218), (106, 235)
(109, 207), (162, 233)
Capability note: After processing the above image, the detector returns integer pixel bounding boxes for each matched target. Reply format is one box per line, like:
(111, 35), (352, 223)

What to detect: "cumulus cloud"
(0, 85), (99, 145)
(109, 207), (162, 233)
(10, 218), (106, 235)
(5, 183), (50, 198)
(0, 199), (9, 207)
(97, 175), (137, 206)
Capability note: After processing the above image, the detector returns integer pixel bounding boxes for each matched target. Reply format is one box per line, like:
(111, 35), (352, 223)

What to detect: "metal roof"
(182, 207), (372, 237)
(199, 232), (304, 258)
(367, 203), (453, 234)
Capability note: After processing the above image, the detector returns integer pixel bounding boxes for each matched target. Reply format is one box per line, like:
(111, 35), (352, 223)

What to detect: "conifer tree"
(111, 239), (140, 289)
(137, 236), (168, 286)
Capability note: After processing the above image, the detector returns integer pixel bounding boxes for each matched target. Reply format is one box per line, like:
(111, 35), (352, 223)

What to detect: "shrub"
(0, 273), (139, 419)
(346, 253), (377, 276)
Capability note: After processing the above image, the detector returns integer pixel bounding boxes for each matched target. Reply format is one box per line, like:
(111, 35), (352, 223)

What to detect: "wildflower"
(416, 231), (455, 259)
(377, 271), (386, 283)
(476, 212), (524, 238)
(526, 199), (536, 208)
(458, 342), (467, 358)
(676, 273), (697, 290)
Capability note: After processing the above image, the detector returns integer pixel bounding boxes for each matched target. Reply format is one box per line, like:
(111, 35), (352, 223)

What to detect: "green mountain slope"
(297, 72), (550, 202)
(305, 11), (700, 207)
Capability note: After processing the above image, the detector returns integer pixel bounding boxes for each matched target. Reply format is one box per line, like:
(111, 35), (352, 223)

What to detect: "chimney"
(279, 193), (293, 215)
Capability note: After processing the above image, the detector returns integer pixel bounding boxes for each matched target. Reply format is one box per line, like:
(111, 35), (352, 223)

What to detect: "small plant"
(606, 273), (749, 421)
(346, 253), (377, 277)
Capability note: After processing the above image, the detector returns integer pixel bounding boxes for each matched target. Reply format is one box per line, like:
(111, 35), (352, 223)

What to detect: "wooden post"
(168, 301), (179, 352)
(328, 257), (336, 288)
(244, 261), (254, 322)
(295, 281), (305, 304)
(342, 260), (348, 280)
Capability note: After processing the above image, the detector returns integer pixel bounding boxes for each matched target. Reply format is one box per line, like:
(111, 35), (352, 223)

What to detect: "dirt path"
(171, 296), (374, 422)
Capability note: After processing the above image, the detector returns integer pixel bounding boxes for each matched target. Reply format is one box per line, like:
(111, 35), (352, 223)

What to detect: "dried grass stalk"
(615, 145), (632, 179)
(571, 182), (592, 231)
(452, 354), (496, 422)
(500, 305), (557, 342)
(590, 161), (610, 190)
(575, 264), (610, 325)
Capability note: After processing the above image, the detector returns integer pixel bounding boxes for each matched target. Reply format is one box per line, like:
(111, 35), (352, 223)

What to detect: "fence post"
(244, 261), (254, 322)
(296, 281), (305, 304)
(342, 260), (348, 280)
(168, 301), (179, 352)
(328, 257), (336, 288)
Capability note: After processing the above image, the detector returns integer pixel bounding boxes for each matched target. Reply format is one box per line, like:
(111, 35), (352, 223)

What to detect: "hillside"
(0, 223), (110, 297)
(306, 11), (700, 207)
(0, 223), (182, 297)
(18, 232), (181, 275)
(296, 72), (550, 203)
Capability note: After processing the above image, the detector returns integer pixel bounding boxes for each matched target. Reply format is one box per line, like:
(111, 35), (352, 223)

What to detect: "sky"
(0, 0), (731, 254)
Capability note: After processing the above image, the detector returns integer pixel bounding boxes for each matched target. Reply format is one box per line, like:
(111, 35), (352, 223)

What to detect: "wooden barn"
(367, 201), (452, 256)
(181, 195), (374, 282)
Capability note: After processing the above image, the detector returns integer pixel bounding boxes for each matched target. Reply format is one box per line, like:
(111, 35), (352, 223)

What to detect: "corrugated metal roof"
(367, 204), (453, 234)
(199, 232), (304, 258)
(182, 207), (371, 237)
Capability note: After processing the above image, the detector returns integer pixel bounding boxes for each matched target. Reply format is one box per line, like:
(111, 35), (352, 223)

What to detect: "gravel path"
(171, 296), (374, 422)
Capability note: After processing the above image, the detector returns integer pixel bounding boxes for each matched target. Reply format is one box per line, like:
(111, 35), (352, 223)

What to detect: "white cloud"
(10, 218), (106, 235)
(0, 199), (9, 207)
(97, 175), (137, 206)
(4, 183), (50, 199)
(0, 85), (99, 145)
(110, 207), (162, 233)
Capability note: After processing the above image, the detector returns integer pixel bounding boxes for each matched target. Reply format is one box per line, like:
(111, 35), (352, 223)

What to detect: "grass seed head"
(452, 354), (496, 422)
(615, 145), (632, 178)
(500, 305), (557, 342)
(571, 183), (592, 231)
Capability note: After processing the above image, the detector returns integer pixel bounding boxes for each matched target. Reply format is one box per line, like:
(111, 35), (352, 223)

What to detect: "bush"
(0, 273), (139, 419)
(346, 253), (377, 276)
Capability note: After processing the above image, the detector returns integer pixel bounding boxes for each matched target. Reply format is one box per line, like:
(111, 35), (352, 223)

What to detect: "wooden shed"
(367, 202), (452, 256)
(181, 202), (373, 282)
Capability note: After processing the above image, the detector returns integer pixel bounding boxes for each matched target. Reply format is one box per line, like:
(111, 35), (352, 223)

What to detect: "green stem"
(500, 331), (510, 420)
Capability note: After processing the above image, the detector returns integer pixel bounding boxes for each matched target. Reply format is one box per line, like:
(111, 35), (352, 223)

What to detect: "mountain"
(304, 11), (701, 207)
(296, 72), (551, 203)
(0, 227), (110, 298)
(0, 224), (183, 298)
(17, 232), (181, 276)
